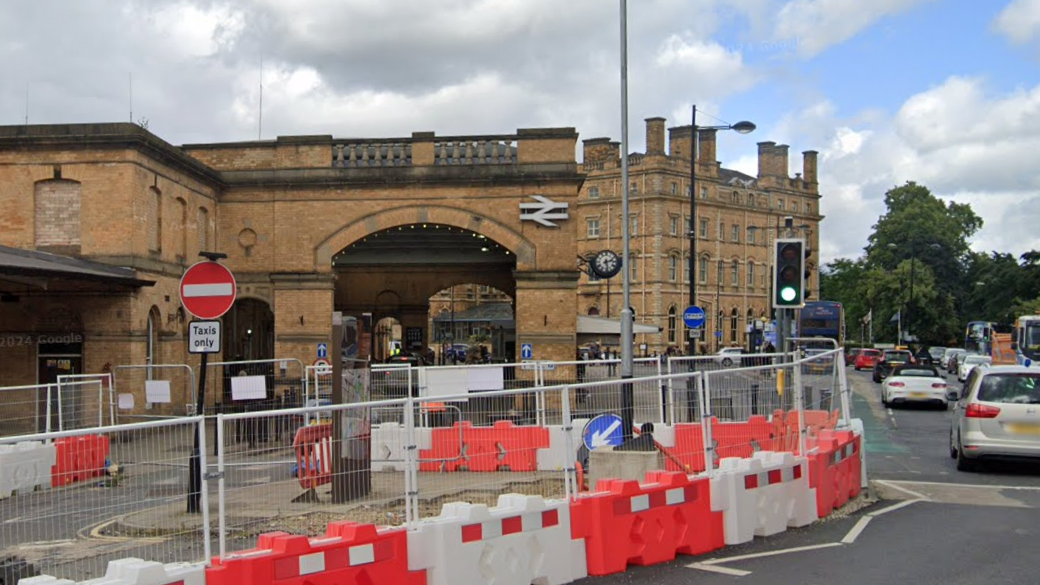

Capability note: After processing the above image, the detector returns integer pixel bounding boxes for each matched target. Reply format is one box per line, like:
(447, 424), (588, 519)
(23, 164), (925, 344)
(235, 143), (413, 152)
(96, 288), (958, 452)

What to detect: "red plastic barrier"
(808, 430), (861, 517)
(51, 434), (110, 487)
(665, 423), (707, 473)
(206, 521), (425, 585)
(293, 424), (332, 489)
(715, 415), (774, 459)
(570, 471), (723, 576)
(419, 421), (549, 472)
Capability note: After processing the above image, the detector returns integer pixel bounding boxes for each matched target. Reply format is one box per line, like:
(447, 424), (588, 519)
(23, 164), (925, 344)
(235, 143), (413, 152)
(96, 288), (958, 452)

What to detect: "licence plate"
(1006, 423), (1040, 435)
(909, 392), (927, 398)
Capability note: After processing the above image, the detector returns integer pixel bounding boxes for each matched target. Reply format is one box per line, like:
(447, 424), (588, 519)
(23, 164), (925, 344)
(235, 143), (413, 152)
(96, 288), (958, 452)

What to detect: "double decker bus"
(964, 320), (1012, 355)
(1012, 315), (1040, 365)
(798, 301), (845, 374)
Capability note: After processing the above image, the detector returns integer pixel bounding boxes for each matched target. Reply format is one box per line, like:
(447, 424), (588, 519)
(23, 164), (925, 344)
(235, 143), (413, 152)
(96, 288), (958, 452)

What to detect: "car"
(445, 343), (469, 363)
(844, 348), (863, 366)
(949, 365), (1040, 471)
(881, 364), (948, 408)
(947, 349), (968, 375)
(941, 348), (965, 370)
(715, 347), (745, 367)
(927, 346), (948, 364)
(854, 348), (882, 371)
(958, 354), (992, 383)
(873, 349), (914, 383)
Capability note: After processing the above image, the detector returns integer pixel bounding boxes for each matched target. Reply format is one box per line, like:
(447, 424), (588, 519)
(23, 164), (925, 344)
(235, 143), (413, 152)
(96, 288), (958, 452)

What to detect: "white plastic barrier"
(408, 493), (588, 585)
(710, 451), (817, 545)
(0, 441), (56, 499)
(23, 559), (204, 585)
(370, 423), (432, 472)
(536, 419), (587, 471)
(851, 418), (868, 489)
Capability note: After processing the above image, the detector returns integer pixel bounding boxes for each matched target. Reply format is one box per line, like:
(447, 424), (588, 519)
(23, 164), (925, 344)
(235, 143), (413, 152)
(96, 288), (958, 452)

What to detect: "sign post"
(181, 253), (235, 514)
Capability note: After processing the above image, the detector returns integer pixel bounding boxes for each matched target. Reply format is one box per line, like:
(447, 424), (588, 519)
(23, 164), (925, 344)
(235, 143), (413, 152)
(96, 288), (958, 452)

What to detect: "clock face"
(592, 250), (621, 278)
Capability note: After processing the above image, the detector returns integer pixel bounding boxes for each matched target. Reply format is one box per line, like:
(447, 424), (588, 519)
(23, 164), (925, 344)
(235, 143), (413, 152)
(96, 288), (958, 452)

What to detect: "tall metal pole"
(619, 0), (635, 442)
(688, 105), (698, 356)
(908, 244), (915, 344)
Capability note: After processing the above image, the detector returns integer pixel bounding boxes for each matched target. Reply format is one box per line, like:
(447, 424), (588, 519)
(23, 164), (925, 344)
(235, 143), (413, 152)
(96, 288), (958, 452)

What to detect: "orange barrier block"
(715, 416), (774, 460)
(420, 421), (549, 472)
(293, 424), (332, 489)
(808, 430), (861, 517)
(51, 435), (110, 487)
(665, 423), (707, 473)
(206, 521), (425, 585)
(419, 423), (467, 472)
(570, 471), (723, 576)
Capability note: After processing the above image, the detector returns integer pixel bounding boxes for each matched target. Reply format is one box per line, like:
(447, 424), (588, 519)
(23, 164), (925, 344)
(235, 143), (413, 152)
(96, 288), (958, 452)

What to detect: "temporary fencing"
(0, 384), (54, 437)
(111, 365), (196, 421)
(6, 348), (866, 585)
(0, 417), (211, 582)
(56, 375), (114, 431)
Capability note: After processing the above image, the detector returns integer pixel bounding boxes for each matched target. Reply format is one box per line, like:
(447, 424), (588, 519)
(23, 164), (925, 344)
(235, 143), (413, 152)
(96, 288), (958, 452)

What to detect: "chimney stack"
(668, 125), (692, 160)
(802, 150), (818, 185)
(775, 144), (790, 178)
(757, 142), (776, 178)
(582, 137), (618, 164)
(645, 117), (666, 155)
(698, 129), (717, 167)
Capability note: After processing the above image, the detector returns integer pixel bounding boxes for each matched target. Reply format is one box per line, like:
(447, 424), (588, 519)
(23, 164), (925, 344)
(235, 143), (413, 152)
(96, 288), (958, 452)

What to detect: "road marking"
(841, 516), (871, 544)
(700, 542), (843, 565)
(868, 499), (925, 516)
(881, 480), (1040, 492)
(688, 562), (752, 576)
(3, 516), (23, 524)
(18, 539), (74, 549)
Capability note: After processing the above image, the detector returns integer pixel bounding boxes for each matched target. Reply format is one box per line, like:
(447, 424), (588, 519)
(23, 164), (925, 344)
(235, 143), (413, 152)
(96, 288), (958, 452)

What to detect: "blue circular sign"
(683, 306), (706, 328)
(582, 413), (625, 450)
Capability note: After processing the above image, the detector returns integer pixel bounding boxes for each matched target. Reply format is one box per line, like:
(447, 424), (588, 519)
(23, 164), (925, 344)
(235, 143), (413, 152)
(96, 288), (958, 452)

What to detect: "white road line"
(874, 480), (931, 500)
(880, 480), (1040, 492)
(841, 516), (872, 544)
(688, 562), (752, 577)
(869, 499), (924, 517)
(700, 542), (843, 565)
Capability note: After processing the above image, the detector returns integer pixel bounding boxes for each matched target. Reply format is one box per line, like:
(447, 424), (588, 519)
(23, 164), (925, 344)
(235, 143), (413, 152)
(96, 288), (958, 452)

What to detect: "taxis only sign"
(189, 320), (221, 354)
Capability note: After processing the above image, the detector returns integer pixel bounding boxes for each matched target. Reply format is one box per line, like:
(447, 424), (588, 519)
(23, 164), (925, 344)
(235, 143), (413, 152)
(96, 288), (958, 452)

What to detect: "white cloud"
(774, 0), (935, 58)
(992, 0), (1040, 44)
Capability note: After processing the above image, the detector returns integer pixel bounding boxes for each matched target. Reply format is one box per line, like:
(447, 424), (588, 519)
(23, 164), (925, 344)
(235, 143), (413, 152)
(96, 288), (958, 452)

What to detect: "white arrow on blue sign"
(583, 413), (625, 450)
(317, 343), (328, 359)
(520, 343), (533, 360)
(683, 306), (706, 328)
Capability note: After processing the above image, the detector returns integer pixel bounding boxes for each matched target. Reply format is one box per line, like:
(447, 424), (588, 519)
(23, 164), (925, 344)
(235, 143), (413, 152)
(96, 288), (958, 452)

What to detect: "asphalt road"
(575, 364), (1040, 584)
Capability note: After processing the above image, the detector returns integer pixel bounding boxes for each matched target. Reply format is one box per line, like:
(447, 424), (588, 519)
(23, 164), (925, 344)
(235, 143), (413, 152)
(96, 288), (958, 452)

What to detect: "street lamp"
(688, 105), (756, 355)
(888, 241), (941, 343)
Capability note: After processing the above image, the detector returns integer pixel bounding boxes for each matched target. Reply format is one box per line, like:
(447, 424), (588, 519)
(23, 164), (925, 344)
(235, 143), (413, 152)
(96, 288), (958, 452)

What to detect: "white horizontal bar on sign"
(183, 283), (234, 297)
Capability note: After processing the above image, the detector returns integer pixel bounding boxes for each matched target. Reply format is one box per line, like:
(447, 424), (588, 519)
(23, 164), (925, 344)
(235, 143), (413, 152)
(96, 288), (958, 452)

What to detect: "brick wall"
(34, 179), (81, 253)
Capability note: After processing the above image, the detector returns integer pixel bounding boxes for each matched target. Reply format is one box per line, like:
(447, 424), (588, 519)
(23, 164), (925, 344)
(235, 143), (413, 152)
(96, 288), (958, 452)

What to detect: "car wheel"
(955, 434), (977, 472)
(949, 430), (957, 459)
(881, 391), (888, 406)
(854, 366), (860, 371)
(721, 358), (733, 367)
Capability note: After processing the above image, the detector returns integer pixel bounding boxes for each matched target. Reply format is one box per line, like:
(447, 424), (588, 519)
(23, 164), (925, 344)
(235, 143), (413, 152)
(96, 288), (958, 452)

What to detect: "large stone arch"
(314, 204), (537, 270)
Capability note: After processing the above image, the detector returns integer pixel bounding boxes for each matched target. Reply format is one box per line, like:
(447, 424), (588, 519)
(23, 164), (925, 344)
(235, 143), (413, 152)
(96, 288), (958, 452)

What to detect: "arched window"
(587, 307), (600, 316)
(668, 306), (677, 344)
(147, 307), (161, 380)
(730, 308), (739, 344)
(747, 262), (755, 286)
(730, 260), (739, 286)
(699, 256), (708, 284)
(668, 255), (679, 282)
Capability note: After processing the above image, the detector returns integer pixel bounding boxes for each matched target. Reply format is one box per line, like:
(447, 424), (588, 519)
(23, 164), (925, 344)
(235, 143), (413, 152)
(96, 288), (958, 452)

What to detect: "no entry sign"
(180, 261), (237, 320)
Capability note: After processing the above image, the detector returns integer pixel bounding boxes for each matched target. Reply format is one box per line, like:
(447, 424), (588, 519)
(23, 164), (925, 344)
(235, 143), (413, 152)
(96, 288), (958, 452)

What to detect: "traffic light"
(773, 238), (806, 308)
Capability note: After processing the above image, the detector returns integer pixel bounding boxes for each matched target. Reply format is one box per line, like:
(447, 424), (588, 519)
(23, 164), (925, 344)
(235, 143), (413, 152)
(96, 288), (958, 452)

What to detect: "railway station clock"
(591, 249), (622, 279)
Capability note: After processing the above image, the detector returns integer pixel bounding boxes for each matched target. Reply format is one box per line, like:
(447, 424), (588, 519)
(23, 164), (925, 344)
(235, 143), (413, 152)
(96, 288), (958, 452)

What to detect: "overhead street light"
(687, 105), (755, 355)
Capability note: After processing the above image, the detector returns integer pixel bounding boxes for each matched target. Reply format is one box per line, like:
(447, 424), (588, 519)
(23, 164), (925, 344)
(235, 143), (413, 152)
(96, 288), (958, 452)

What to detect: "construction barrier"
(536, 420), (588, 471)
(207, 521), (425, 585)
(292, 424), (332, 489)
(0, 441), (56, 499)
(23, 558), (204, 585)
(371, 423), (432, 472)
(408, 494), (587, 585)
(419, 421), (549, 472)
(51, 435), (109, 488)
(711, 451), (817, 545)
(808, 429), (862, 518)
(570, 471), (723, 576)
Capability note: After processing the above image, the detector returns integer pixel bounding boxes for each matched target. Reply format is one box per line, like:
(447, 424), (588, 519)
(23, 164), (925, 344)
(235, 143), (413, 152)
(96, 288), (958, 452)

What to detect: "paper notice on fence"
(468, 367), (505, 392)
(425, 367), (466, 402)
(231, 375), (267, 400)
(145, 380), (171, 404)
(118, 393), (135, 409)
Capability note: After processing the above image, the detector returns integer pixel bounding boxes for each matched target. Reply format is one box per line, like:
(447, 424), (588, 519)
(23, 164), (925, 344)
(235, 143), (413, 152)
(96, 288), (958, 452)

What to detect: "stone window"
(588, 186), (600, 199)
(731, 260), (739, 286)
(699, 218), (709, 238)
(34, 178), (82, 254)
(668, 255), (679, 281)
(747, 262), (755, 286)
(747, 226), (756, 245)
(699, 256), (708, 284)
(149, 187), (162, 252)
(668, 306), (677, 344)
(670, 216), (679, 236)
(731, 224), (739, 242)
(777, 198), (785, 212)
(587, 218), (600, 238)
(175, 198), (187, 261)
(670, 182), (678, 195)
(198, 207), (209, 251)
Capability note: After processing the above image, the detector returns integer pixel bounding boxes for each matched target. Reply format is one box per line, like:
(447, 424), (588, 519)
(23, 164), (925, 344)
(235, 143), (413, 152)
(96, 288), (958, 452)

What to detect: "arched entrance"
(223, 298), (274, 361)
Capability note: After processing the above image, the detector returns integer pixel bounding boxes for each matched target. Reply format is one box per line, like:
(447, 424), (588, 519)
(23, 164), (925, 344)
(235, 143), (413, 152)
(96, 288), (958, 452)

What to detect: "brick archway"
(314, 204), (537, 270)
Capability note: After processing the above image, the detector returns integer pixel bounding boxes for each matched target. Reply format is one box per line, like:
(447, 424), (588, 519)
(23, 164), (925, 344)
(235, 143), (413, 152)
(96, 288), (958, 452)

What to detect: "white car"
(958, 354), (992, 383)
(882, 364), (949, 409)
(715, 347), (745, 367)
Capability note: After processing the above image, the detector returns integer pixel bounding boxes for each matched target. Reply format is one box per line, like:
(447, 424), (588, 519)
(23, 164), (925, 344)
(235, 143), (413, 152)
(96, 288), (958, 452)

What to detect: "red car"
(854, 349), (882, 371)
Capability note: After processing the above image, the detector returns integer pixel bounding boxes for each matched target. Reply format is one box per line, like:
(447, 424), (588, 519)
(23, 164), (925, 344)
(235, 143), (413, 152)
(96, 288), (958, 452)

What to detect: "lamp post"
(687, 105), (756, 355)
(889, 241), (940, 344)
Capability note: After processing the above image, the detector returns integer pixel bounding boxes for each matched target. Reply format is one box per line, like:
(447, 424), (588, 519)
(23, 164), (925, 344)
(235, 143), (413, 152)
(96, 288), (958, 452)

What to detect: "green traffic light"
(780, 287), (797, 302)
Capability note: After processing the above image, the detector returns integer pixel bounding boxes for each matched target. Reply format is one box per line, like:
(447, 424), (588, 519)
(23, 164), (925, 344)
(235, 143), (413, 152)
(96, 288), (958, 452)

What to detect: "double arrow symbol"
(519, 195), (569, 227)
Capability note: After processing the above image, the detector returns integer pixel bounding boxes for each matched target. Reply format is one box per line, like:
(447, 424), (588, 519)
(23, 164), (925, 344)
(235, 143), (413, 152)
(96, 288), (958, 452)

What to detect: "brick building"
(575, 117), (822, 355)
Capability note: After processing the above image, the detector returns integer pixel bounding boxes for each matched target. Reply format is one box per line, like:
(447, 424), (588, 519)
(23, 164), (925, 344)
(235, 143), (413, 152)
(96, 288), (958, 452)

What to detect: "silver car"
(948, 366), (1040, 471)
(957, 354), (991, 383)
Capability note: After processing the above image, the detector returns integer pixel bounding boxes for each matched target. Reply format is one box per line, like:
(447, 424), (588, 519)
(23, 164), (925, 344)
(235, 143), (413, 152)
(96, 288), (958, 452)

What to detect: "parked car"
(854, 348), (883, 371)
(947, 349), (969, 375)
(927, 346), (948, 364)
(881, 364), (948, 409)
(949, 365), (1040, 471)
(715, 347), (745, 367)
(845, 348), (863, 366)
(958, 354), (992, 383)
(873, 349), (914, 383)
(941, 348), (966, 371)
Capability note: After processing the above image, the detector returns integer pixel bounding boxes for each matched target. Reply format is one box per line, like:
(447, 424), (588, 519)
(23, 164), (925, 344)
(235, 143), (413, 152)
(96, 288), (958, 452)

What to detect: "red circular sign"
(179, 261), (237, 320)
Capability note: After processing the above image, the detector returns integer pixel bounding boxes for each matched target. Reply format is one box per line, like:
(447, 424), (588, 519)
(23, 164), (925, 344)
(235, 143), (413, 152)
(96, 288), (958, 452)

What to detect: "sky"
(2, 0), (1040, 265)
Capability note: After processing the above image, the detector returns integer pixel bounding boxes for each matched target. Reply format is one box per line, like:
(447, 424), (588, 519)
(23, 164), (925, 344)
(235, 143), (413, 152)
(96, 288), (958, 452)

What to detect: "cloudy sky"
(3, 0), (1039, 264)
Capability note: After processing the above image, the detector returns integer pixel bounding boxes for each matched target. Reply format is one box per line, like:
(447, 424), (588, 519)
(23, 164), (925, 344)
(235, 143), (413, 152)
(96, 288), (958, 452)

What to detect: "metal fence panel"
(112, 365), (195, 422)
(0, 384), (53, 437)
(0, 418), (210, 582)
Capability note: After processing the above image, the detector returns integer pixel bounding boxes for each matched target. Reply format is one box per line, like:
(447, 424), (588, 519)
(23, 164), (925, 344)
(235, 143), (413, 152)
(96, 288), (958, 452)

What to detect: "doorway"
(37, 340), (83, 432)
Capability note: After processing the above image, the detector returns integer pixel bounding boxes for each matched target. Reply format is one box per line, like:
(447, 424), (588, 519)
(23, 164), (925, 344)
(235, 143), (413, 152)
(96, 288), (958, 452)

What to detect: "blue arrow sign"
(683, 306), (706, 328)
(317, 343), (328, 359)
(521, 343), (533, 360)
(583, 413), (625, 450)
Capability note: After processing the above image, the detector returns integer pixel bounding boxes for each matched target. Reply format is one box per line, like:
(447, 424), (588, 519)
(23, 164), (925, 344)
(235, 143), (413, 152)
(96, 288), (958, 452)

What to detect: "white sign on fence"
(231, 375), (267, 400)
(145, 380), (171, 404)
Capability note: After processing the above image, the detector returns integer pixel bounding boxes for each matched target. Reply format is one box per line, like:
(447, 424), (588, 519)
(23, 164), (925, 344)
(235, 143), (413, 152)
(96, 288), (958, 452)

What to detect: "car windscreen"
(893, 367), (939, 377)
(977, 374), (1040, 404)
(885, 353), (911, 362)
(964, 356), (989, 365)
